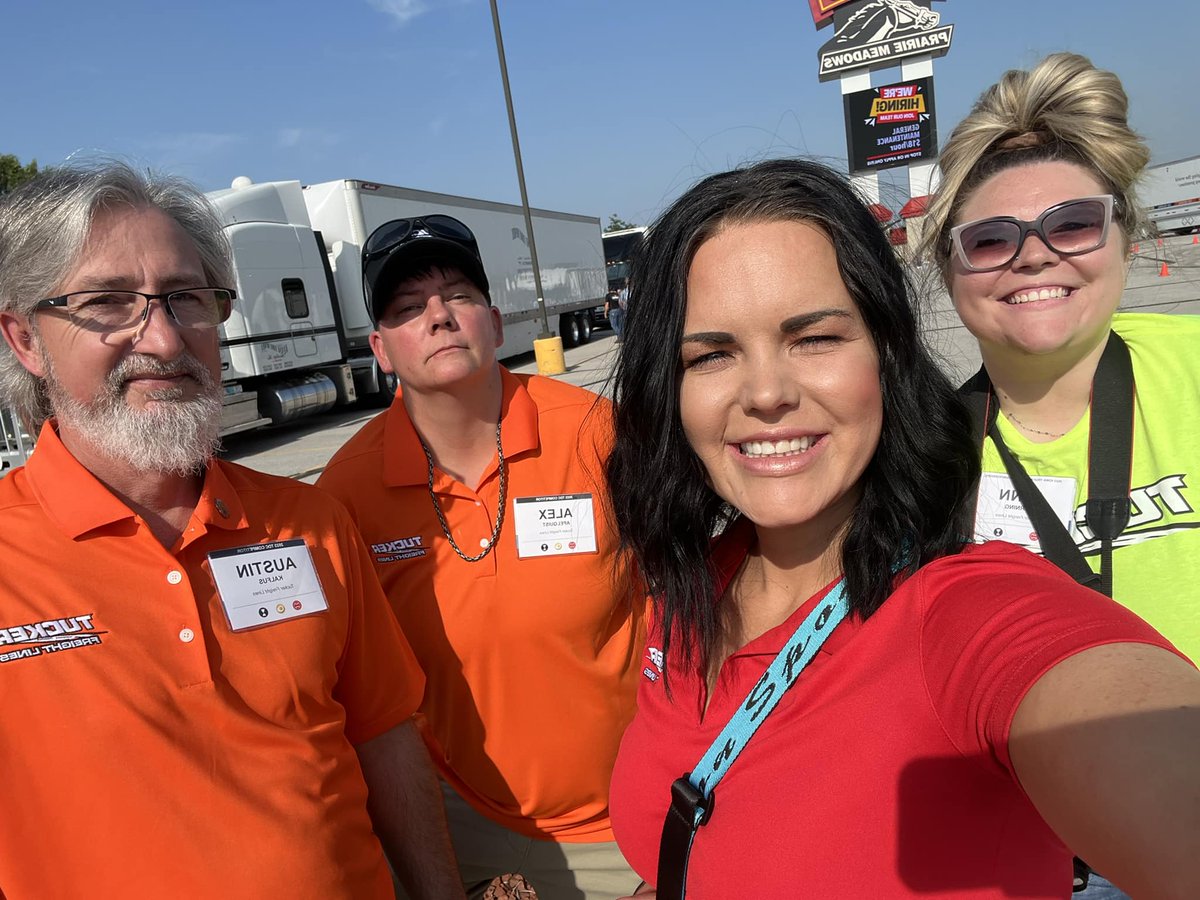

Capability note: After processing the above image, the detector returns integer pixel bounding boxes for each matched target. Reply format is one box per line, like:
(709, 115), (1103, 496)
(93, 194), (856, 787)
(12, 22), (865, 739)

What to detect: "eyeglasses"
(362, 215), (478, 264)
(950, 195), (1114, 272)
(34, 288), (235, 333)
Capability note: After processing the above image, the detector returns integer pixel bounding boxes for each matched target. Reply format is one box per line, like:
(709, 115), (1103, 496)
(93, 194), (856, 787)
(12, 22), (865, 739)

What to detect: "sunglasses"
(362, 214), (478, 264)
(950, 195), (1114, 272)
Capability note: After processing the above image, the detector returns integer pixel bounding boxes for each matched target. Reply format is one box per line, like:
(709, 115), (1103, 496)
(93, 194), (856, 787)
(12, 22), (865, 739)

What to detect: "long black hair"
(606, 158), (979, 673)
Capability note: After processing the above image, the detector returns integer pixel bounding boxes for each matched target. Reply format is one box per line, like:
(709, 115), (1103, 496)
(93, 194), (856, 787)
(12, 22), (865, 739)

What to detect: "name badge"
(513, 493), (598, 558)
(207, 539), (329, 631)
(973, 472), (1078, 552)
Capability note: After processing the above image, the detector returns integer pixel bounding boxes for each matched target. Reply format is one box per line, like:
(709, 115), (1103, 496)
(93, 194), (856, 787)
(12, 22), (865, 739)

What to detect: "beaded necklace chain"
(1003, 408), (1068, 438)
(420, 419), (507, 563)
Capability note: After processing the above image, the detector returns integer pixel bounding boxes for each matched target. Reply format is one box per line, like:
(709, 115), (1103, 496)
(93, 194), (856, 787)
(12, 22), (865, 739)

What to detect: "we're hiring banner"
(844, 76), (938, 174)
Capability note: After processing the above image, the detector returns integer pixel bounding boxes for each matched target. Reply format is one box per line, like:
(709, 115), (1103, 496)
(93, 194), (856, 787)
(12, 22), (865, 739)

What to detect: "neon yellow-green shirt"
(976, 312), (1200, 662)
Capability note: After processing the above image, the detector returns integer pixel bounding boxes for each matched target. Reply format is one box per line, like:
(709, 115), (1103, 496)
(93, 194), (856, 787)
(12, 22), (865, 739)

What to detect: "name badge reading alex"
(513, 493), (598, 558)
(973, 472), (1078, 552)
(207, 539), (329, 631)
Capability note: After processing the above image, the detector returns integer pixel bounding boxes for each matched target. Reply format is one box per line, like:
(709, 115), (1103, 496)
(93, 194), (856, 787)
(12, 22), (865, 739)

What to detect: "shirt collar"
(26, 421), (249, 540)
(383, 366), (540, 488)
(191, 460), (250, 532)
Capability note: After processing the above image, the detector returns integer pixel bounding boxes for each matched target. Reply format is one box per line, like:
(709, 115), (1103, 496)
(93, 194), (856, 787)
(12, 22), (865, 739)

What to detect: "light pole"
(489, 0), (563, 374)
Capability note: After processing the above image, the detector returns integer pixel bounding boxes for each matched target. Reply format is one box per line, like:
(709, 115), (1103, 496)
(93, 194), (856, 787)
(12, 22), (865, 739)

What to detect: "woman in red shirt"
(604, 158), (1200, 898)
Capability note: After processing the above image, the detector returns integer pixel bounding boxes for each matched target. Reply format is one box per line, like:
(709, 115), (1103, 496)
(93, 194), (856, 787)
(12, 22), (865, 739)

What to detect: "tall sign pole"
(489, 0), (551, 339)
(901, 53), (939, 198)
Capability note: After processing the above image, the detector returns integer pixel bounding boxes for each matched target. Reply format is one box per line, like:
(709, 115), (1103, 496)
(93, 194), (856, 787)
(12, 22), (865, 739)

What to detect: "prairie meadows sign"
(818, 0), (953, 81)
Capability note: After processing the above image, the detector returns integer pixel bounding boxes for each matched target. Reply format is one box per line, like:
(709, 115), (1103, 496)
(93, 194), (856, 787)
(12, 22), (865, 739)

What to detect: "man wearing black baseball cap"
(360, 214), (492, 325)
(319, 215), (645, 900)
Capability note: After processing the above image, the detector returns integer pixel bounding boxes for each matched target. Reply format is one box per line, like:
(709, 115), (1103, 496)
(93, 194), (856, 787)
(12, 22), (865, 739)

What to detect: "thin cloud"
(137, 132), (244, 156)
(367, 0), (430, 26)
(276, 128), (343, 150)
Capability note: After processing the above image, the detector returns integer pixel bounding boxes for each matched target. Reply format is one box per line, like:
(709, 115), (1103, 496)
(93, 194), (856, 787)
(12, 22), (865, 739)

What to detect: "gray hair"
(0, 160), (233, 429)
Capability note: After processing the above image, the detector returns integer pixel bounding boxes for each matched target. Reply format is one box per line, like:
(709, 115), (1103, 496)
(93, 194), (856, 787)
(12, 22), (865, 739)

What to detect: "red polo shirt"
(610, 527), (1182, 897)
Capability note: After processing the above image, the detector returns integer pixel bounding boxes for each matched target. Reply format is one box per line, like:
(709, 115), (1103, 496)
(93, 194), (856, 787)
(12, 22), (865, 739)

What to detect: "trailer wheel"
(560, 313), (582, 348)
(364, 364), (398, 407)
(578, 313), (592, 344)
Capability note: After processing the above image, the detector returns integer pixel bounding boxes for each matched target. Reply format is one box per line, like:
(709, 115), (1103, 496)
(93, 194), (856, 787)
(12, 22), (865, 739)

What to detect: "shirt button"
(167, 570), (183, 585)
(178, 628), (195, 643)
(479, 538), (490, 548)
(475, 501), (481, 507)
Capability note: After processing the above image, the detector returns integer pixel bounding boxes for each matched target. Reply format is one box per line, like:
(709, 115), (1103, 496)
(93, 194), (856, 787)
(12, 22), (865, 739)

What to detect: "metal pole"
(489, 0), (552, 338)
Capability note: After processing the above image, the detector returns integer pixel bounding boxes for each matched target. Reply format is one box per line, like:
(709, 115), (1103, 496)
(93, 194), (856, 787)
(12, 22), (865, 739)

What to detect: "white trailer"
(1142, 155), (1200, 235)
(207, 177), (608, 435)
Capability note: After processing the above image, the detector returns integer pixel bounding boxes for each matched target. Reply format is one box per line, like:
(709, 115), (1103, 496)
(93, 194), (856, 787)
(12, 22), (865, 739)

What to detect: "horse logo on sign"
(818, 0), (953, 80)
(836, 0), (939, 43)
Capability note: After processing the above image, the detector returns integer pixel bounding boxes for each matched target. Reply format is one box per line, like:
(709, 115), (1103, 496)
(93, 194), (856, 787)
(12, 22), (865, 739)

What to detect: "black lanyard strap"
(963, 332), (1134, 893)
(656, 778), (711, 900)
(962, 330), (1135, 600)
(1085, 333), (1135, 595)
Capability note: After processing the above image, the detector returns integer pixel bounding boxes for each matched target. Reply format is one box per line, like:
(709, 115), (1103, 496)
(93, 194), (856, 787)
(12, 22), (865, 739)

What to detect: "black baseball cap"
(362, 214), (491, 323)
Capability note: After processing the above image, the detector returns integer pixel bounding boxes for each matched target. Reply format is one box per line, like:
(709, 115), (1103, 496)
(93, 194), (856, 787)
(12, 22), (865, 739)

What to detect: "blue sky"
(5, 1), (1197, 227)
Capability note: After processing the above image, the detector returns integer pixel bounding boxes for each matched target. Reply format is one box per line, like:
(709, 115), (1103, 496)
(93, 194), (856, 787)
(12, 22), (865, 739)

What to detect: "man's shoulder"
(517, 373), (613, 454)
(218, 459), (354, 524)
(318, 408), (390, 483)
(0, 464), (38, 515)
(518, 372), (609, 420)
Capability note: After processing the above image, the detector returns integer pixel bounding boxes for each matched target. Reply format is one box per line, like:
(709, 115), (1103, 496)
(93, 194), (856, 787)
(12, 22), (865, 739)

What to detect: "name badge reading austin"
(207, 539), (330, 631)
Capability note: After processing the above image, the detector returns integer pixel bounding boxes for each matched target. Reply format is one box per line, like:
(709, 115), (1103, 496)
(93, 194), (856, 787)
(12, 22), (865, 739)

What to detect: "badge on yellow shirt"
(207, 539), (330, 631)
(513, 493), (598, 558)
(973, 472), (1078, 553)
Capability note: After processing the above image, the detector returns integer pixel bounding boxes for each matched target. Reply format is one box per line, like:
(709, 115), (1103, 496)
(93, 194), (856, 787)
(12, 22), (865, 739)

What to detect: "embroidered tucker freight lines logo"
(371, 535), (428, 563)
(0, 614), (107, 664)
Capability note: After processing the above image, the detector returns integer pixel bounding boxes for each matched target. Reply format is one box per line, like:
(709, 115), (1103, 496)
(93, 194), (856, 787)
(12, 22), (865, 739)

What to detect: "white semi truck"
(208, 177), (608, 435)
(1142, 155), (1200, 235)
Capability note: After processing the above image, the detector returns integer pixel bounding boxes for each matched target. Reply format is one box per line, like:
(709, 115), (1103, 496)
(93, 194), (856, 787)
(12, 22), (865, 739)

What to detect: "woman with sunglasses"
(923, 53), (1200, 898)
(604, 157), (1199, 900)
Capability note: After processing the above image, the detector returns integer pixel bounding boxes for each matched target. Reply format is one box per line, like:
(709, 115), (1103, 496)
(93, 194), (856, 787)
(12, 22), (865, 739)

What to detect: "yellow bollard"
(534, 335), (566, 376)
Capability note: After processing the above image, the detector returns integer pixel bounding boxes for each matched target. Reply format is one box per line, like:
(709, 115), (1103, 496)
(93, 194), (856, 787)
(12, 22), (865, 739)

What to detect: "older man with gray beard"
(0, 162), (464, 900)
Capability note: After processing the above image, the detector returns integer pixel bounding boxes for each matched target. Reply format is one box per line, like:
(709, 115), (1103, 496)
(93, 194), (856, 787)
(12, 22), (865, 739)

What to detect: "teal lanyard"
(655, 579), (850, 899)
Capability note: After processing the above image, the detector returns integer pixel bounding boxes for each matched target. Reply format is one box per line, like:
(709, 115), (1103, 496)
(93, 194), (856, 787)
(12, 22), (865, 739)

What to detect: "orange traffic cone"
(1132, 242), (1140, 253)
(1157, 238), (1164, 247)
(1192, 234), (1199, 245)
(1159, 261), (1171, 277)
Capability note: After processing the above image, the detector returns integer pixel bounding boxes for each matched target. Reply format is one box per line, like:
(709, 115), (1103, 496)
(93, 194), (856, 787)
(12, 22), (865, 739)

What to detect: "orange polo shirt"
(318, 369), (646, 841)
(0, 423), (424, 899)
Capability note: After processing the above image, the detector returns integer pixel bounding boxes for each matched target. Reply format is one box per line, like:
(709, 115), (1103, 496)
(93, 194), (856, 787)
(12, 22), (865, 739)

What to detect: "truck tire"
(363, 363), (398, 407)
(578, 313), (592, 344)
(560, 313), (582, 348)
